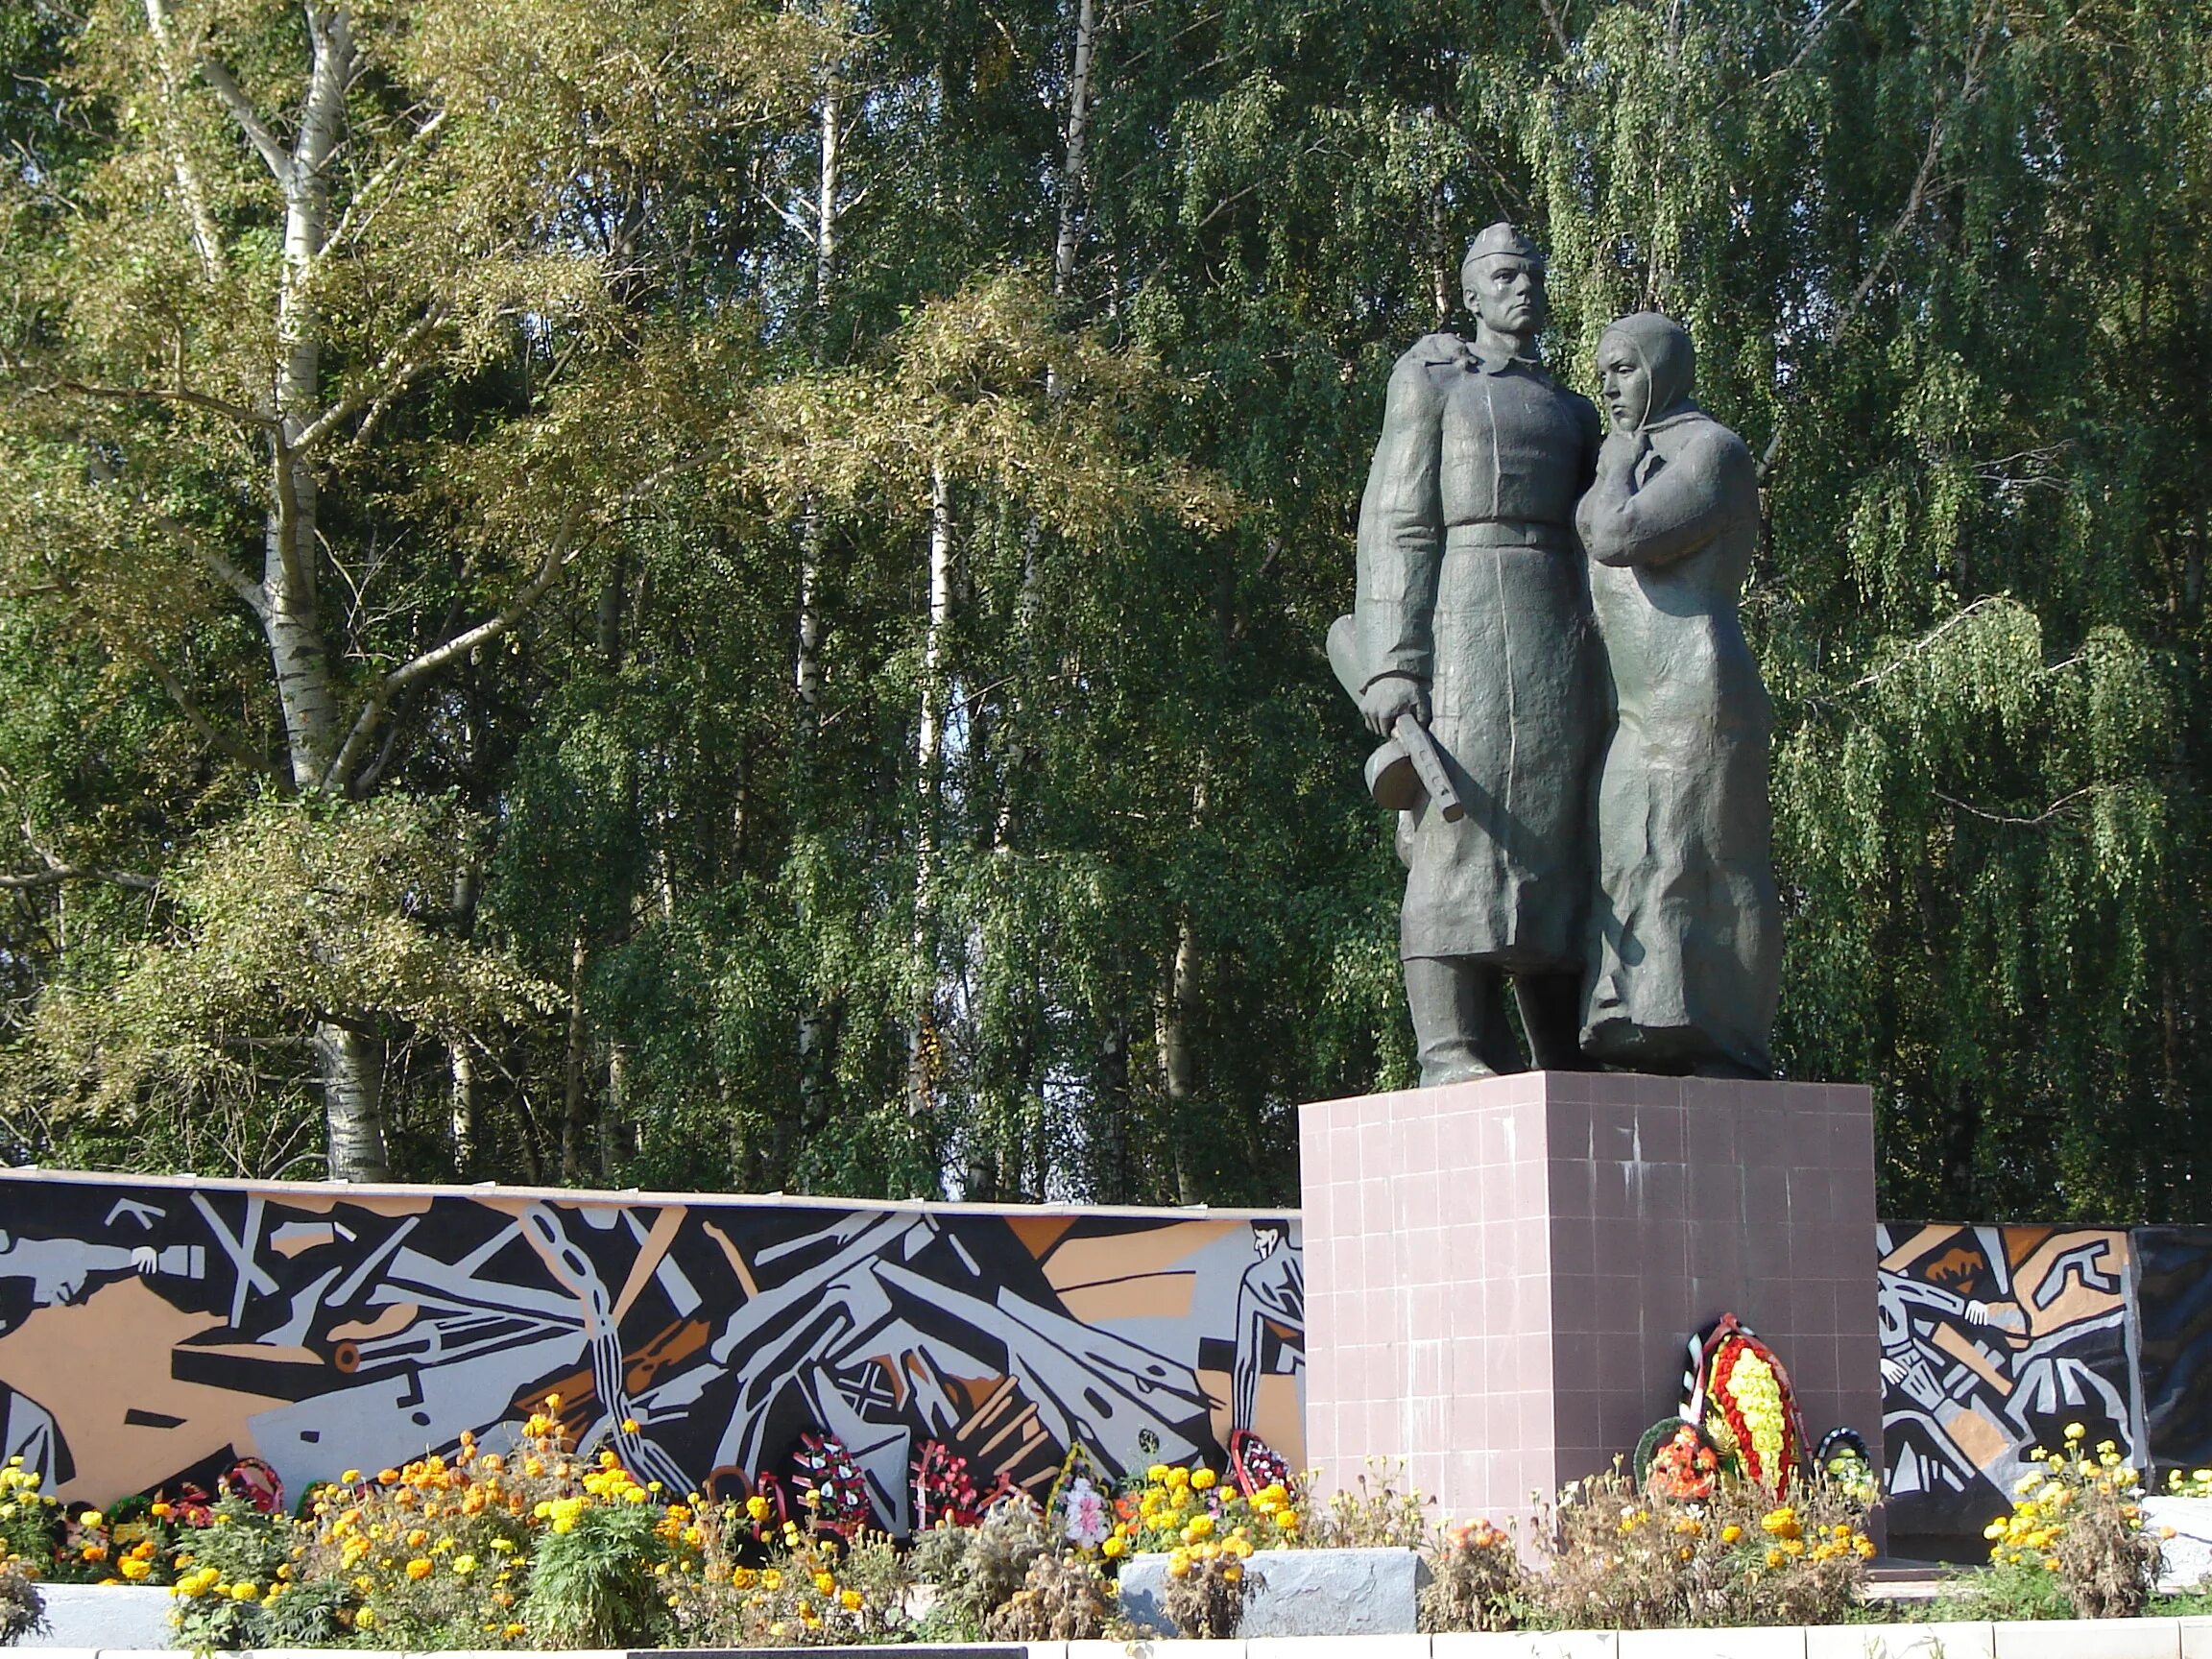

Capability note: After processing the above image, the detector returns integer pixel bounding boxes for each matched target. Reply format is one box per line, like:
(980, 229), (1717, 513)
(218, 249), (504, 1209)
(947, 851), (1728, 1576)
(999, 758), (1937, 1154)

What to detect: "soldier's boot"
(1513, 970), (1591, 1071)
(1405, 955), (1520, 1085)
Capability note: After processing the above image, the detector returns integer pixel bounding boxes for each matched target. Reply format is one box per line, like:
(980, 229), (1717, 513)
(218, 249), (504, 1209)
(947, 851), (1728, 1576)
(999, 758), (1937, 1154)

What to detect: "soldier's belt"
(1444, 519), (1574, 551)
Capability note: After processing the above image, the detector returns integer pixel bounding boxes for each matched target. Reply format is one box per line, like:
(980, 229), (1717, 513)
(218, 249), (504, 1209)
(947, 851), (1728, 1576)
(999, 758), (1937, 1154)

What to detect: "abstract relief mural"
(0, 1170), (1304, 1528)
(1877, 1221), (2142, 1534)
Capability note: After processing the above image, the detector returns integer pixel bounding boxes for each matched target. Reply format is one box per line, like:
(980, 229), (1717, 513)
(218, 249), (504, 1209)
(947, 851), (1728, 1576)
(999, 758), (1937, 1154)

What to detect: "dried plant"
(1527, 1460), (1872, 1631)
(1984, 1427), (2159, 1620)
(1309, 1457), (1435, 1550)
(1160, 1548), (1258, 1640)
(906, 1496), (1049, 1631)
(1420, 1519), (1526, 1632)
(0, 1557), (46, 1647)
(982, 1551), (1111, 1641)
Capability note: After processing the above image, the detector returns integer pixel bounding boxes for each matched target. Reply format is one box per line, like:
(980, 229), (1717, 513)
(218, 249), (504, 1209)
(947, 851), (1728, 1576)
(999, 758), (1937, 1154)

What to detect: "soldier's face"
(1599, 340), (1652, 432)
(1465, 256), (1546, 338)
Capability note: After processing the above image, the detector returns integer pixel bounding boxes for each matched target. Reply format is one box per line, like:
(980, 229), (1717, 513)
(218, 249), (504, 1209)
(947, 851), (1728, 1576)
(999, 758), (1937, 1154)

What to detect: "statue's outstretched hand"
(1359, 675), (1429, 736)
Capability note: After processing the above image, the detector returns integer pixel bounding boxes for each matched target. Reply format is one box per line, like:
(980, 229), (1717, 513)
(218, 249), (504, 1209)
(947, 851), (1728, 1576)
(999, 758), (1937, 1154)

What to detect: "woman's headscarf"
(1599, 311), (1697, 430)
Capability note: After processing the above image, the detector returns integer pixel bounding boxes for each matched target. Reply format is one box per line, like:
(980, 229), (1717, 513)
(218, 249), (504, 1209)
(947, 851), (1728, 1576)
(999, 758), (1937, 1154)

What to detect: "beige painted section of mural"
(1197, 1369), (1305, 1468)
(610, 1208), (685, 1325)
(1882, 1223), (1964, 1274)
(1057, 1271), (1196, 1323)
(2014, 1230), (2129, 1337)
(0, 1278), (289, 1502)
(1042, 1222), (1237, 1293)
(262, 1192), (435, 1218)
(327, 1303), (420, 1343)
(1944, 1404), (2010, 1472)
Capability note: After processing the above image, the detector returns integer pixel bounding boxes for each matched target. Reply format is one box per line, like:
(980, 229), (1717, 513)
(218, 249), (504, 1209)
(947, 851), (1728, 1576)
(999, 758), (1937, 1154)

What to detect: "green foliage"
(521, 1503), (671, 1649)
(0, 0), (2206, 1215)
(167, 1497), (295, 1651)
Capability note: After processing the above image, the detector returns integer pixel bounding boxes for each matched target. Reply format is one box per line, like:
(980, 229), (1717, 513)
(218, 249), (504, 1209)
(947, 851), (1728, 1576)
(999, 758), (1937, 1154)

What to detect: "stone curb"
(18, 1622), (2212, 1658)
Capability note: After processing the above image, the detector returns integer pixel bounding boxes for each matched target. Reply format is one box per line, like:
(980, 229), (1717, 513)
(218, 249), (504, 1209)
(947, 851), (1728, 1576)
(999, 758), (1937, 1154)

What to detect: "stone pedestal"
(1297, 1071), (1880, 1537)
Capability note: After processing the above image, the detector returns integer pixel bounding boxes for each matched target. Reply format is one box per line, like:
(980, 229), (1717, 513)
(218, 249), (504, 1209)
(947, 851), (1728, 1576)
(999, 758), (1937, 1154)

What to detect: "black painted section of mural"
(0, 1172), (1305, 1528)
(2134, 1227), (2212, 1477)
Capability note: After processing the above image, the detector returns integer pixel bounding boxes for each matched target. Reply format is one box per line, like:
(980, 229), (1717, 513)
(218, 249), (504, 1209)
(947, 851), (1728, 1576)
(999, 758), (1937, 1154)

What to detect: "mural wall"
(0, 1170), (1304, 1529)
(1876, 1222), (2143, 1535)
(12, 1165), (2212, 1545)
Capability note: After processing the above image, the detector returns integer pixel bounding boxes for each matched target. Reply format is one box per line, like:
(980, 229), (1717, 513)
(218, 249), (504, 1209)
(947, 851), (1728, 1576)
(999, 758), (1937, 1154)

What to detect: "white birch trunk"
(267, 6), (352, 793)
(314, 1024), (389, 1181)
(1050, 0), (1099, 298)
(793, 65), (845, 1134)
(908, 463), (954, 1130)
(449, 1041), (477, 1177)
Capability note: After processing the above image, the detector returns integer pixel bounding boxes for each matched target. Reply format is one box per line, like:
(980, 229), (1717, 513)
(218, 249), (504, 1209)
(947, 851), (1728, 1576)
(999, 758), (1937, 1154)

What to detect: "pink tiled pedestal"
(1297, 1071), (1880, 1538)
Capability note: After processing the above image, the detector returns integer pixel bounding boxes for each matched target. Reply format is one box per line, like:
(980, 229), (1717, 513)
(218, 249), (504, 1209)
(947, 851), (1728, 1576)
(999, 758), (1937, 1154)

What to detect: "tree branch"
(293, 305), (449, 454)
(1758, 0), (1995, 483)
(84, 445), (270, 616)
(51, 377), (278, 431)
(9, 816), (163, 893)
(1835, 595), (2011, 695)
(1932, 784), (2103, 828)
(125, 642), (286, 781)
(0, 862), (160, 892)
(323, 510), (585, 795)
(194, 54), (292, 182)
(325, 108), (448, 252)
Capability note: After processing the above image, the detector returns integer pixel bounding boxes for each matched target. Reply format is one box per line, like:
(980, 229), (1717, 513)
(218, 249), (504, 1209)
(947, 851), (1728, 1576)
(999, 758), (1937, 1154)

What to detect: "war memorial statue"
(1576, 312), (1780, 1078)
(1307, 257), (1861, 1534)
(1331, 230), (1779, 1079)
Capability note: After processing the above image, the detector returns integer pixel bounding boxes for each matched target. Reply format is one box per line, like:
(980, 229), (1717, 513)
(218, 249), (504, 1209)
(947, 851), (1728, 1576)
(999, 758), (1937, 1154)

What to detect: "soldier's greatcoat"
(1355, 332), (1603, 968)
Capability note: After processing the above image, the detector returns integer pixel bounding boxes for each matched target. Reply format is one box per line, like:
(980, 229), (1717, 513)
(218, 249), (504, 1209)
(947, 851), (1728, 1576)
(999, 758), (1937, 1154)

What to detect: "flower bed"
(3, 1398), (2196, 1649)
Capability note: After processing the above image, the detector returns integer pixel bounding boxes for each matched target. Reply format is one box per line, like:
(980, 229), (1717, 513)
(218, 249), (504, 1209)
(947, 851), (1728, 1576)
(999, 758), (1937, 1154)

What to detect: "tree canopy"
(1, 0), (2207, 1223)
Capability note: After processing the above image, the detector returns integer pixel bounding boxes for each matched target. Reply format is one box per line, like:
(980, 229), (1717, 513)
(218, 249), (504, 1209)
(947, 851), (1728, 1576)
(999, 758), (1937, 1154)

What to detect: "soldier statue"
(1330, 224), (1603, 1083)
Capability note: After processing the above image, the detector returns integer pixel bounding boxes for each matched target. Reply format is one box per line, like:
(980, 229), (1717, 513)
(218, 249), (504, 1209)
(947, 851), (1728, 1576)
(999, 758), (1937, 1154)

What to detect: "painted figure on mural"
(1574, 312), (1781, 1078)
(1231, 1220), (1303, 1436)
(1337, 223), (1604, 1083)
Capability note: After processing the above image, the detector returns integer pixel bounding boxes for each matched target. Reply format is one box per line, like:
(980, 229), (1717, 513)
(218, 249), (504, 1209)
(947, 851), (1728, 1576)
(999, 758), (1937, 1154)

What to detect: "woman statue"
(1574, 312), (1780, 1077)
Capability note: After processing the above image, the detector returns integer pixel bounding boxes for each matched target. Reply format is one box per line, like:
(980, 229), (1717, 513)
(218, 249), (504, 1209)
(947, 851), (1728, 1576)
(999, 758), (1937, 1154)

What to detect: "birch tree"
(0, 0), (819, 1176)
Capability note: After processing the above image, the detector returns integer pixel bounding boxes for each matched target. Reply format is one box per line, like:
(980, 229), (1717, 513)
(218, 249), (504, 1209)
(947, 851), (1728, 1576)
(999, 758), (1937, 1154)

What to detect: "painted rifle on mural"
(0, 1169), (1305, 1527)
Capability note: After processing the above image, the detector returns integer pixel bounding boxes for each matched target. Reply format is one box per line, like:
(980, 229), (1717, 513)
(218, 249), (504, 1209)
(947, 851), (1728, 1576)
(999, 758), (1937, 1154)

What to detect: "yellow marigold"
(746, 1495), (771, 1522)
(1190, 1468), (1217, 1491)
(355, 1608), (375, 1631)
(1102, 1535), (1128, 1559)
(814, 1571), (835, 1596)
(230, 1582), (259, 1602)
(406, 1557), (433, 1580)
(119, 1558), (152, 1581)
(840, 1589), (862, 1612)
